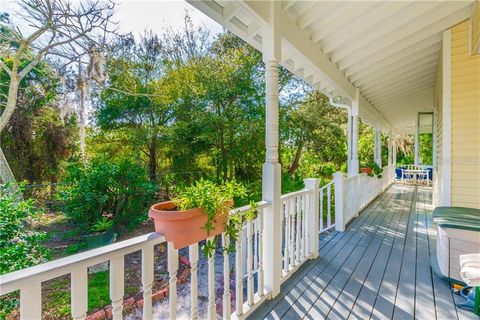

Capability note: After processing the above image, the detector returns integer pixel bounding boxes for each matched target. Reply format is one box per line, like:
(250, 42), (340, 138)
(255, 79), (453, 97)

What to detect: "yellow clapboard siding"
(450, 20), (480, 209)
(452, 82), (480, 91)
(452, 179), (480, 188)
(472, 0), (480, 54)
(451, 198), (480, 208)
(451, 187), (480, 197)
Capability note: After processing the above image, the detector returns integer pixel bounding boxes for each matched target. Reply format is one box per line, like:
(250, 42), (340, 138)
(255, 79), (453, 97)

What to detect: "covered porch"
(250, 184), (473, 320)
(1, 1), (479, 319)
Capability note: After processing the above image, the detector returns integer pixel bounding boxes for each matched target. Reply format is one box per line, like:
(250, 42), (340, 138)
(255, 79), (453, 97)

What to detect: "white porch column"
(374, 127), (382, 167)
(333, 172), (345, 232)
(392, 138), (397, 167)
(262, 0), (282, 298)
(347, 108), (352, 172)
(304, 179), (320, 258)
(387, 134), (393, 166)
(349, 89), (360, 176)
(414, 118), (420, 166)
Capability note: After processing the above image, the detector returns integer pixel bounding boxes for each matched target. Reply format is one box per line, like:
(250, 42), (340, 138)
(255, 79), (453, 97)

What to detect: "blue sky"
(0, 0), (223, 38)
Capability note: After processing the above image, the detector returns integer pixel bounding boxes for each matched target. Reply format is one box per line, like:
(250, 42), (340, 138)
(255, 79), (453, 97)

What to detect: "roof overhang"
(187, 0), (475, 133)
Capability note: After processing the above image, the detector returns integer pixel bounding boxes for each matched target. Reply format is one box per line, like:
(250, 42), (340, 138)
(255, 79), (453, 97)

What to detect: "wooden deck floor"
(249, 184), (475, 320)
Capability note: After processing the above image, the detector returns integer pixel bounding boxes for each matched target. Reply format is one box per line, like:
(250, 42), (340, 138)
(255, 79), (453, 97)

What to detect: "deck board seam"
(324, 190), (403, 319)
(294, 189), (398, 319)
(346, 186), (413, 319)
(392, 186), (418, 319)
(263, 186), (395, 319)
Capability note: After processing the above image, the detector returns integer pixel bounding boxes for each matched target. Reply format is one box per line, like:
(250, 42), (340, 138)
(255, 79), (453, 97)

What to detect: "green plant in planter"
(368, 162), (383, 179)
(90, 217), (113, 234)
(173, 179), (256, 257)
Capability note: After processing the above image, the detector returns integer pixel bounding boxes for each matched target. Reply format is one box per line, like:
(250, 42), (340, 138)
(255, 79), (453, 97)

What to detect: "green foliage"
(65, 242), (87, 255)
(419, 133), (433, 165)
(0, 185), (50, 273)
(359, 123), (374, 168)
(0, 185), (50, 317)
(90, 217), (113, 233)
(281, 173), (305, 194)
(0, 55), (78, 183)
(368, 162), (383, 179)
(57, 157), (155, 229)
(283, 91), (348, 177)
(174, 179), (246, 234)
(173, 179), (255, 257)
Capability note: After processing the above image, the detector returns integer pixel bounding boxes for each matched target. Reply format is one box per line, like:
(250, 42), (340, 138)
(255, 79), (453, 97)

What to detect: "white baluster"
(142, 245), (154, 320)
(327, 184), (332, 227)
(207, 237), (216, 320)
(283, 200), (289, 273)
(20, 283), (41, 320)
(247, 220), (254, 306)
(222, 234), (231, 320)
(301, 193), (307, 260)
(295, 196), (301, 265)
(289, 198), (295, 269)
(71, 267), (88, 320)
(168, 243), (178, 320)
(253, 220), (258, 271)
(189, 243), (199, 320)
(235, 228), (243, 317)
(320, 188), (324, 231)
(110, 256), (124, 320)
(258, 208), (265, 297)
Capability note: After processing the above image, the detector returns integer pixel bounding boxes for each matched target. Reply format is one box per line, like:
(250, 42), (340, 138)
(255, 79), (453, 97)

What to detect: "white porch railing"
(0, 180), (330, 320)
(279, 188), (310, 283)
(334, 165), (396, 231)
(2, 171), (385, 320)
(319, 181), (335, 233)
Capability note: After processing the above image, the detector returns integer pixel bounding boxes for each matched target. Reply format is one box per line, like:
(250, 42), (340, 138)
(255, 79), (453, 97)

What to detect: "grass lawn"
(42, 270), (139, 319)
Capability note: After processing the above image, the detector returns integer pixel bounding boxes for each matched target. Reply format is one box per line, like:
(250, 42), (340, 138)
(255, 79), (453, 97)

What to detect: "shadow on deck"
(248, 184), (475, 320)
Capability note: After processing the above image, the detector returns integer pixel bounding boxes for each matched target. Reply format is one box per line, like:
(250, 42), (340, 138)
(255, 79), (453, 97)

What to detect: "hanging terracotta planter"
(360, 167), (373, 175)
(148, 201), (228, 249)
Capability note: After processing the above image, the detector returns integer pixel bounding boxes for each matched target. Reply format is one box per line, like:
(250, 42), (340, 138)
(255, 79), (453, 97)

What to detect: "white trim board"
(441, 29), (452, 206)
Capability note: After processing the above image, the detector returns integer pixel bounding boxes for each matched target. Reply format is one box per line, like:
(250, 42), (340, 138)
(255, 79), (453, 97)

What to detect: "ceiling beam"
(345, 34), (441, 80)
(348, 41), (441, 82)
(378, 87), (434, 106)
(311, 2), (379, 44)
(367, 75), (435, 100)
(337, 3), (472, 71)
(370, 81), (435, 104)
(355, 55), (439, 89)
(306, 4), (352, 35)
(359, 62), (438, 92)
(321, 1), (413, 54)
(296, 1), (341, 29)
(332, 2), (443, 63)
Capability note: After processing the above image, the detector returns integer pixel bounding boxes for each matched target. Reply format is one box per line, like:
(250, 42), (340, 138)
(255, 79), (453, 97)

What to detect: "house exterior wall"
(450, 21), (480, 209)
(472, 1), (480, 54)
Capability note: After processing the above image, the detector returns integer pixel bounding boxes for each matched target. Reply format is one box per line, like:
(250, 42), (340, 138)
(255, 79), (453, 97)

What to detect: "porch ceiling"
(187, 0), (475, 132)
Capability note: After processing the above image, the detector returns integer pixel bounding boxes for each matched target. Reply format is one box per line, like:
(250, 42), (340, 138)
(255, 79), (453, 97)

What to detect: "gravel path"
(126, 246), (238, 320)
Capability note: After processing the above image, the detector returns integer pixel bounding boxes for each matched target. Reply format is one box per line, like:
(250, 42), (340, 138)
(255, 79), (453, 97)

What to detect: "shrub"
(57, 158), (156, 229)
(0, 185), (50, 317)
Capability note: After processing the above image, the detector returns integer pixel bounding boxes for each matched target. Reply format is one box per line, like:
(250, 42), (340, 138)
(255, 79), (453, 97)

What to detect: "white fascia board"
(187, 1), (262, 51)
(191, 1), (390, 130)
